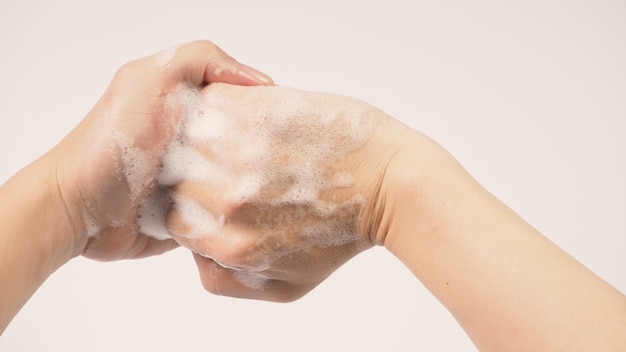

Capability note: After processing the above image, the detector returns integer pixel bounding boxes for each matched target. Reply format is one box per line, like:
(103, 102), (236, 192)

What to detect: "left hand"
(54, 41), (273, 261)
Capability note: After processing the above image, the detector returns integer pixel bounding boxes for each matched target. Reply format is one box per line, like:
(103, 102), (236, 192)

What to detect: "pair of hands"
(13, 40), (626, 351)
(55, 41), (408, 301)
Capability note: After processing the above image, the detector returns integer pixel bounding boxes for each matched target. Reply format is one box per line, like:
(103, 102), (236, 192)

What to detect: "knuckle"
(188, 39), (217, 51)
(110, 60), (148, 91)
(114, 60), (141, 79)
(164, 207), (192, 238)
(211, 240), (254, 270)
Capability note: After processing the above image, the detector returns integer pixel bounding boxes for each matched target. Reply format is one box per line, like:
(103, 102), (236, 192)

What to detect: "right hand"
(162, 83), (411, 301)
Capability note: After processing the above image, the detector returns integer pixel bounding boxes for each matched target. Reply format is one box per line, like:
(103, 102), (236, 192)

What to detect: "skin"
(165, 84), (626, 351)
(1, 41), (625, 350)
(380, 132), (626, 350)
(0, 40), (273, 332)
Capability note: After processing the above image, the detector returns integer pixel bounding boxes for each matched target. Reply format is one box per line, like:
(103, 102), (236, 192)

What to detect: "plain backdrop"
(1, 1), (624, 351)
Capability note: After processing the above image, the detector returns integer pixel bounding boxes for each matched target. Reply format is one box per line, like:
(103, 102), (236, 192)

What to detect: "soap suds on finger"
(137, 188), (173, 240)
(232, 270), (269, 290)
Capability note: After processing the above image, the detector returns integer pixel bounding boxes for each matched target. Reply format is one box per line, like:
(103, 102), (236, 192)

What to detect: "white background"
(1, 1), (625, 351)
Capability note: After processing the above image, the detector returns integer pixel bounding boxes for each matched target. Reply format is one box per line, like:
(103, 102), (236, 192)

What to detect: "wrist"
(0, 150), (84, 331)
(36, 149), (87, 266)
(370, 129), (476, 253)
(50, 145), (91, 259)
(363, 129), (428, 249)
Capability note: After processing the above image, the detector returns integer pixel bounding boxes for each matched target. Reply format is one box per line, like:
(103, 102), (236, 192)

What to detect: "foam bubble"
(232, 271), (269, 290)
(137, 188), (172, 240)
(83, 211), (101, 238)
(111, 130), (158, 200)
(173, 196), (225, 239)
(158, 137), (215, 186)
(230, 173), (264, 205)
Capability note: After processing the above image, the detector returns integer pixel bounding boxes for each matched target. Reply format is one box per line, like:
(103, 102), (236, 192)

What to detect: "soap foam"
(137, 188), (172, 240)
(136, 83), (379, 276)
(232, 271), (269, 290)
(112, 131), (157, 199)
(83, 210), (102, 238)
(172, 196), (226, 239)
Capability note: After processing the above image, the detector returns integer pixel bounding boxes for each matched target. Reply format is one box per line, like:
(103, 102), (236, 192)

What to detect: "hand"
(161, 83), (410, 301)
(54, 41), (273, 261)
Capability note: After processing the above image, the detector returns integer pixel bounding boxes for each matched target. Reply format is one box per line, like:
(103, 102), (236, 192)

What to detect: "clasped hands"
(7, 39), (624, 351)
(55, 41), (409, 302)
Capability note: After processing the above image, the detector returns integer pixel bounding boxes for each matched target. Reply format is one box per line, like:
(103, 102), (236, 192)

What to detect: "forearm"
(381, 130), (626, 351)
(0, 151), (81, 333)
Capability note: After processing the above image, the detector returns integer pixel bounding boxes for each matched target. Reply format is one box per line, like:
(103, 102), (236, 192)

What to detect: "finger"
(166, 197), (265, 271)
(193, 253), (307, 302)
(83, 226), (179, 261)
(130, 237), (179, 259)
(155, 40), (273, 87)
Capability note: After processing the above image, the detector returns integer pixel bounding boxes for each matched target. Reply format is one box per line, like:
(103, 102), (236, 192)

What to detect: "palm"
(75, 72), (180, 260)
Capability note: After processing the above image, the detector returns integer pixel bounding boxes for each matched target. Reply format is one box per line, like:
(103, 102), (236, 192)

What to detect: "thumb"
(156, 40), (274, 87)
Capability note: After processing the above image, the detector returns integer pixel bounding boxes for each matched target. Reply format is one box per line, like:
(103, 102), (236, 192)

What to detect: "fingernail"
(239, 63), (274, 85)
